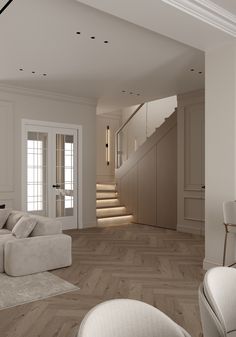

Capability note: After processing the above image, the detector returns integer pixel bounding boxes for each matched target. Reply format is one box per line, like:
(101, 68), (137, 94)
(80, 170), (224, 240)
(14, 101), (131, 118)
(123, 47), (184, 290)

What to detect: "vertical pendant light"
(106, 125), (110, 166)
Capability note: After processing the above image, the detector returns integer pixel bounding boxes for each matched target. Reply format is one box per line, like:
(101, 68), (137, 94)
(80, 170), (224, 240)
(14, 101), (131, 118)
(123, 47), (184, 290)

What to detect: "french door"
(22, 121), (80, 230)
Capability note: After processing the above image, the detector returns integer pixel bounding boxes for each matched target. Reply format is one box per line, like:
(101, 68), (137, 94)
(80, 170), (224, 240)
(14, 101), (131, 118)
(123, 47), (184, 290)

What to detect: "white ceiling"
(211, 0), (236, 15)
(0, 0), (205, 111)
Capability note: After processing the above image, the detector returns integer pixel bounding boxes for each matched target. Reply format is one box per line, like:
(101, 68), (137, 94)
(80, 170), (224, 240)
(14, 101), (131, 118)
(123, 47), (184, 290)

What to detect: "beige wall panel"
(184, 197), (204, 222)
(96, 115), (120, 183)
(120, 166), (138, 220)
(0, 102), (14, 192)
(156, 126), (177, 229)
(184, 103), (204, 190)
(177, 90), (205, 235)
(138, 147), (157, 225)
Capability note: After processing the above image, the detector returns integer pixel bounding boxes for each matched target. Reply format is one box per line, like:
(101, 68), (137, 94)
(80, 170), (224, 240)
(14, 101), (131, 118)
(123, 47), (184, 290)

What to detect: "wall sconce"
(106, 125), (110, 166)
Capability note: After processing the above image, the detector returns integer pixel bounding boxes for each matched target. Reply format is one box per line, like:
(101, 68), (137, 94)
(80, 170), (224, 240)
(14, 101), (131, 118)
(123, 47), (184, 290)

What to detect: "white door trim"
(21, 119), (83, 229)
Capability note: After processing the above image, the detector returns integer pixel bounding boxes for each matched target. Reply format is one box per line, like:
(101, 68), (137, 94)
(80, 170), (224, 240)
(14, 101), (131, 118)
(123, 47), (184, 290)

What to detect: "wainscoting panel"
(0, 101), (14, 192)
(177, 91), (205, 235)
(138, 147), (157, 225)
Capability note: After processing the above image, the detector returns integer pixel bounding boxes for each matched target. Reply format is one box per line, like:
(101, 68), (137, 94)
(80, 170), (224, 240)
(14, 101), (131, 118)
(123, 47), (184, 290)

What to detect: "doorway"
(22, 120), (82, 230)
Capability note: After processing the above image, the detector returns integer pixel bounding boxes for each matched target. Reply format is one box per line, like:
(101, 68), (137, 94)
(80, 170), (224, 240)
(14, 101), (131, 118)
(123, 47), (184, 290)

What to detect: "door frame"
(21, 119), (83, 229)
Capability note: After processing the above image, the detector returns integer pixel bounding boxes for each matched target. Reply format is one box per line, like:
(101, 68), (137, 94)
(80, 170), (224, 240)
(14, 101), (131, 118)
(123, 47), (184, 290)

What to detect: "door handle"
(52, 184), (61, 188)
(201, 185), (205, 189)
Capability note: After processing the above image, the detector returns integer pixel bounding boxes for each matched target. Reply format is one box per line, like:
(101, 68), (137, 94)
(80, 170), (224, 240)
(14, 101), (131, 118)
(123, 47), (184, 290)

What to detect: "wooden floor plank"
(0, 224), (204, 337)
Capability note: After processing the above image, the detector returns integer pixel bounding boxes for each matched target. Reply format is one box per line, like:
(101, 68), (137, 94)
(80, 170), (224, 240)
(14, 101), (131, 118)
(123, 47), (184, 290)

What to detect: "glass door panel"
(27, 131), (48, 216)
(55, 134), (74, 218)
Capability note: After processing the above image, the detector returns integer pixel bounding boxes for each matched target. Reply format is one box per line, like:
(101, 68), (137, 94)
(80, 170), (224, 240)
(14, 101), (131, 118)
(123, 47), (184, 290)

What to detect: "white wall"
(0, 86), (97, 228)
(96, 112), (121, 183)
(205, 44), (236, 268)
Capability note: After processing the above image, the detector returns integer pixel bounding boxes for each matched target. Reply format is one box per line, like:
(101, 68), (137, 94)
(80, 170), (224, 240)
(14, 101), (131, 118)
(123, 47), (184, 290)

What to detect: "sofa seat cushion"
(5, 211), (26, 231)
(0, 235), (16, 272)
(0, 229), (11, 235)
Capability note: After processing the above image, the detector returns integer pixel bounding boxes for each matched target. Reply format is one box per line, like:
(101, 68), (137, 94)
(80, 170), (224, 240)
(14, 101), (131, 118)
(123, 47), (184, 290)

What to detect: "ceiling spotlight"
(32, 71), (35, 74)
(90, 36), (95, 39)
(122, 90), (126, 93)
(19, 68), (23, 71)
(199, 71), (203, 74)
(76, 31), (81, 35)
(43, 73), (47, 76)
(130, 92), (133, 95)
(104, 40), (109, 44)
(190, 68), (195, 72)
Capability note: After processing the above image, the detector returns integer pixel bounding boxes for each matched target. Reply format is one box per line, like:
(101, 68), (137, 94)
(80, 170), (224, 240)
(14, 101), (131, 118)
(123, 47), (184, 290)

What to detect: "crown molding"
(0, 84), (97, 106)
(162, 0), (236, 37)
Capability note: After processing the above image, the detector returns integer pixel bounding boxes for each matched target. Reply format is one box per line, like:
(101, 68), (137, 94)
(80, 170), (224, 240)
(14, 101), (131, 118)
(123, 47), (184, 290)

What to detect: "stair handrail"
(115, 103), (145, 169)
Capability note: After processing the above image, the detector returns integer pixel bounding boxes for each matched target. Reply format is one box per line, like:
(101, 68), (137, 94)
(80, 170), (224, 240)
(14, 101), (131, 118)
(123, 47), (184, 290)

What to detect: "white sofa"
(0, 210), (72, 276)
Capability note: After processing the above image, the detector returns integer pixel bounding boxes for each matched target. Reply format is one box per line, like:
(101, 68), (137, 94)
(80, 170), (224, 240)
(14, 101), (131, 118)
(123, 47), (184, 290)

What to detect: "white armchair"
(78, 299), (191, 337)
(199, 267), (236, 337)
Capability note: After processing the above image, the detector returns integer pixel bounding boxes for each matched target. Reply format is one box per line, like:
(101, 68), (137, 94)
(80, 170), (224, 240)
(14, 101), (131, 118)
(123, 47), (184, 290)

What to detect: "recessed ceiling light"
(199, 71), (203, 74)
(76, 31), (81, 35)
(130, 92), (133, 95)
(104, 40), (109, 44)
(122, 90), (126, 93)
(32, 71), (35, 74)
(43, 73), (47, 76)
(90, 36), (95, 39)
(190, 68), (195, 72)
(19, 68), (23, 71)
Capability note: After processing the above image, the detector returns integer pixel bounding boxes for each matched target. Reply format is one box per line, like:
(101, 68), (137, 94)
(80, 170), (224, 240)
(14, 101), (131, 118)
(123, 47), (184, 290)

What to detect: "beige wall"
(204, 44), (236, 268)
(96, 113), (121, 183)
(0, 86), (97, 228)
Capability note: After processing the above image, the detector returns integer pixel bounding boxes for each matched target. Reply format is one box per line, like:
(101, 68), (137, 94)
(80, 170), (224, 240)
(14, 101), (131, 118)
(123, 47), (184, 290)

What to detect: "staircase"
(96, 183), (133, 227)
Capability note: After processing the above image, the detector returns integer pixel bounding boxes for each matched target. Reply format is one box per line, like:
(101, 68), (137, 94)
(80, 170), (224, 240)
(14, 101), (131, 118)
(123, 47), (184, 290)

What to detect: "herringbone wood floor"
(0, 224), (204, 337)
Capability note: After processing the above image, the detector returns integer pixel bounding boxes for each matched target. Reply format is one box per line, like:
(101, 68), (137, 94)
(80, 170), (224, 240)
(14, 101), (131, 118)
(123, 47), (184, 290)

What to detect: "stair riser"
(96, 184), (116, 191)
(96, 207), (127, 217)
(96, 192), (117, 199)
(96, 199), (120, 207)
(97, 215), (133, 227)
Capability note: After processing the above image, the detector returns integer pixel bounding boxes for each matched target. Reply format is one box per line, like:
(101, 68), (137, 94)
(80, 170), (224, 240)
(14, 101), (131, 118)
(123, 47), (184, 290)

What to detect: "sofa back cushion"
(29, 214), (62, 236)
(5, 211), (25, 231)
(12, 216), (37, 239)
(0, 209), (11, 229)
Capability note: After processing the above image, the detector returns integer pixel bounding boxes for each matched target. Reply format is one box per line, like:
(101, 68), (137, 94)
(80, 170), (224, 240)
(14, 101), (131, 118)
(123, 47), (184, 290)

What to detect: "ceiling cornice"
(0, 84), (97, 107)
(162, 0), (236, 37)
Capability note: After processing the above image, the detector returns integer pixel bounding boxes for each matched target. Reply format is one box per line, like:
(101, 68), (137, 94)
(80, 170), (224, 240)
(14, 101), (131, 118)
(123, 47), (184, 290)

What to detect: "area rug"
(0, 271), (79, 310)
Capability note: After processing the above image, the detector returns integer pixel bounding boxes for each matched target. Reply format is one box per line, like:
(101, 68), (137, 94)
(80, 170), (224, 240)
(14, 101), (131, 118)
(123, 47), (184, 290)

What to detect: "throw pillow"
(12, 216), (37, 239)
(0, 209), (10, 229)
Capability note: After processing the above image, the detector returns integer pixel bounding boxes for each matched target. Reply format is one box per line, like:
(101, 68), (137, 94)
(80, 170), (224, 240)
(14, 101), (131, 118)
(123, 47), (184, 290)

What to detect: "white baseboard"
(177, 224), (202, 235)
(203, 258), (221, 270)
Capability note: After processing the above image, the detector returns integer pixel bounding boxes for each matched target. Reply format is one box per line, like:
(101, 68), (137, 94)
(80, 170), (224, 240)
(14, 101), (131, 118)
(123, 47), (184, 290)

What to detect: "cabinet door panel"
(138, 147), (156, 225)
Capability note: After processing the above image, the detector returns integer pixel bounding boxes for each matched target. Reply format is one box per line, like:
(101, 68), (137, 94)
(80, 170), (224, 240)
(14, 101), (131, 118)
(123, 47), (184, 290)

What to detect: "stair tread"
(96, 197), (119, 200)
(96, 205), (125, 209)
(96, 189), (118, 193)
(97, 214), (133, 220)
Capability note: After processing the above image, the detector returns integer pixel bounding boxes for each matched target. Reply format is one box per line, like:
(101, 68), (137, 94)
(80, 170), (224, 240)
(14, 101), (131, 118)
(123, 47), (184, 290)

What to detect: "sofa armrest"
(4, 234), (72, 276)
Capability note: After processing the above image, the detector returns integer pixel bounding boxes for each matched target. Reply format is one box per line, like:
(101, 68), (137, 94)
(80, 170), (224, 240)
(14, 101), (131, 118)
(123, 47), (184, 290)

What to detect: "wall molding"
(203, 258), (221, 270)
(162, 0), (236, 37)
(0, 84), (97, 107)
